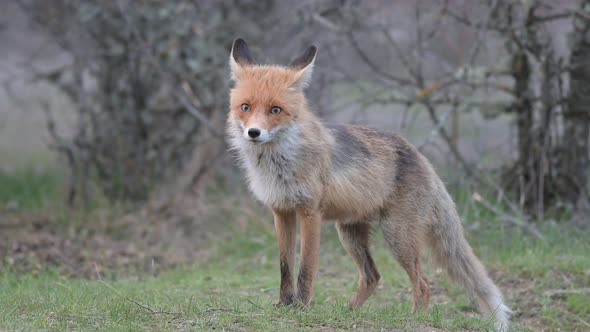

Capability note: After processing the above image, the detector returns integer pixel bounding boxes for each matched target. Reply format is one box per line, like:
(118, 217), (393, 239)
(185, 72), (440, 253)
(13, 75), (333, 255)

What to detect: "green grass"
(1, 215), (589, 331)
(0, 168), (62, 210)
(0, 230), (483, 331)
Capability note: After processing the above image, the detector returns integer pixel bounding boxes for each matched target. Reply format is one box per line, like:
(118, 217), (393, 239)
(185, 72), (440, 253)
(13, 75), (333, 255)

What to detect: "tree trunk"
(511, 51), (538, 212)
(563, 0), (590, 209)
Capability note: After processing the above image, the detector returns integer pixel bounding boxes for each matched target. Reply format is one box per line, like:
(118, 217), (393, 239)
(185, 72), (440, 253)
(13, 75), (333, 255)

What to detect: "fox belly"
(320, 125), (395, 221)
(321, 171), (392, 221)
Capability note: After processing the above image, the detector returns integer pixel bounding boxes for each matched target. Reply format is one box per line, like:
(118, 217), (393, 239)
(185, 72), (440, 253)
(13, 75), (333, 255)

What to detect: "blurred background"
(0, 1), (589, 330)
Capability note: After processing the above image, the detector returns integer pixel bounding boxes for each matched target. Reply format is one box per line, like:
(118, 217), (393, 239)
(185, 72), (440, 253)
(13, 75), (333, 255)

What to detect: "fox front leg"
(295, 207), (322, 306)
(273, 209), (297, 305)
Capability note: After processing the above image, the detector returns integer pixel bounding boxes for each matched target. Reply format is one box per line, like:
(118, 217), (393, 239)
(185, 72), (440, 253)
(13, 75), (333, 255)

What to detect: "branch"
(417, 105), (455, 150)
(472, 192), (544, 240)
(311, 13), (341, 32)
(127, 298), (179, 316)
(347, 31), (414, 87)
(444, 6), (512, 33)
(543, 288), (590, 298)
(176, 83), (224, 138)
(202, 306), (231, 313)
(382, 29), (418, 83)
(421, 101), (477, 177)
(247, 299), (264, 310)
(533, 12), (572, 23)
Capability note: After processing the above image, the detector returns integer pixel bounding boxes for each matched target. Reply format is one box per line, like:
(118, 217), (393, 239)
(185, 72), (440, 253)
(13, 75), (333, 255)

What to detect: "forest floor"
(0, 169), (589, 331)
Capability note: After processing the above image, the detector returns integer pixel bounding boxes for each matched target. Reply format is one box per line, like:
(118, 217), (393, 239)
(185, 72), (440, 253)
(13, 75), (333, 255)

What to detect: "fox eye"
(241, 103), (250, 112)
(270, 106), (282, 115)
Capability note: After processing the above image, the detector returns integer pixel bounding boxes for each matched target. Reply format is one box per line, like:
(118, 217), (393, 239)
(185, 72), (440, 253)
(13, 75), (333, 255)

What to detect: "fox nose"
(247, 128), (261, 138)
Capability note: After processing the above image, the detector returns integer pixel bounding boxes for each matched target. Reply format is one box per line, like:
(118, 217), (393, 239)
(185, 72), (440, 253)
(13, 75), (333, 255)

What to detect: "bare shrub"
(21, 0), (277, 203)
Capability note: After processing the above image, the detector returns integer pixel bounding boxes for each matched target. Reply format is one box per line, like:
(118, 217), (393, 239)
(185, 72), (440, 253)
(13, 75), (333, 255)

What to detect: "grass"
(0, 168), (61, 210)
(1, 216), (589, 331)
(1, 170), (589, 331)
(0, 229), (485, 331)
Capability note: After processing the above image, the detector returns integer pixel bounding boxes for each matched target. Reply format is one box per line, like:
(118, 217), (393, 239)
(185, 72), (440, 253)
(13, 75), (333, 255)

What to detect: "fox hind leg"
(380, 217), (430, 313)
(336, 222), (381, 308)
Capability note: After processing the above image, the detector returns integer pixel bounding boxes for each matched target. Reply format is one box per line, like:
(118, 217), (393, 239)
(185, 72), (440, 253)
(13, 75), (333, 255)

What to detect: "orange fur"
(230, 66), (305, 132)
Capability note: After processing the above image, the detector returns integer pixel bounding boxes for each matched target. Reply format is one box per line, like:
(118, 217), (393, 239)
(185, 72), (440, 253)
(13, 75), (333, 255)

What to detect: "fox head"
(228, 38), (317, 144)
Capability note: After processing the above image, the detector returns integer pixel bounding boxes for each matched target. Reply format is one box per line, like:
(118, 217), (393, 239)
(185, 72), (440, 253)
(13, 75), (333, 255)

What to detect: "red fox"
(227, 38), (510, 331)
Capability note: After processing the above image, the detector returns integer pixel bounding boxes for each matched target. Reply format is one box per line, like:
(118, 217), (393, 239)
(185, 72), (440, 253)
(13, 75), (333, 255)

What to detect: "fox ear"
(289, 45), (317, 89)
(230, 38), (255, 81)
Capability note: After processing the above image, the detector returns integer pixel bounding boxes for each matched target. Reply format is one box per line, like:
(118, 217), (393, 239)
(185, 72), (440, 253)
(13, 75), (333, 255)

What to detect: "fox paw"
(274, 298), (307, 310)
(274, 295), (295, 308)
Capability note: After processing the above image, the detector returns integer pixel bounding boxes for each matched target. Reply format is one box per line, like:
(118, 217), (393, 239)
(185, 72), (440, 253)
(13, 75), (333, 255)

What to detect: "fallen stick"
(127, 298), (178, 315)
(202, 307), (231, 313)
(543, 288), (590, 298)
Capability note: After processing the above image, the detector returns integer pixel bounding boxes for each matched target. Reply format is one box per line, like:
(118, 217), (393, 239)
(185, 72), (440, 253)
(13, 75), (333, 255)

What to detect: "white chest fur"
(229, 122), (313, 209)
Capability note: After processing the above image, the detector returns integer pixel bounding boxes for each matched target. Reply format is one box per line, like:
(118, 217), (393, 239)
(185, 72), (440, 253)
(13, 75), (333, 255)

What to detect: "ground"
(1, 170), (589, 331)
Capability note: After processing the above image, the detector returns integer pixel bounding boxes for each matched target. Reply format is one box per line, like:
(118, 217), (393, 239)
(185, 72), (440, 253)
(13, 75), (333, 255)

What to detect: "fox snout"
(243, 125), (271, 143)
(247, 128), (261, 138)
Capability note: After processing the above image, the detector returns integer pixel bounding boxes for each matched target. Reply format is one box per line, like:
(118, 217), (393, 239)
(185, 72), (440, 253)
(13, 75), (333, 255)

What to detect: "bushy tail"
(428, 187), (510, 331)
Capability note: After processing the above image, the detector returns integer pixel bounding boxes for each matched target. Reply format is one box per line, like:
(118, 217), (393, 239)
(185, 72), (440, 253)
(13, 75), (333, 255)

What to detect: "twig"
(555, 307), (590, 328)
(543, 288), (590, 298)
(202, 306), (231, 313)
(422, 102), (476, 177)
(382, 28), (418, 83)
(472, 192), (544, 240)
(127, 298), (179, 316)
(127, 298), (157, 314)
(464, 0), (500, 67)
(311, 13), (341, 32)
(175, 89), (223, 138)
(418, 106), (455, 150)
(92, 262), (102, 281)
(347, 31), (414, 87)
(247, 299), (264, 310)
(444, 5), (512, 33)
(63, 313), (106, 322)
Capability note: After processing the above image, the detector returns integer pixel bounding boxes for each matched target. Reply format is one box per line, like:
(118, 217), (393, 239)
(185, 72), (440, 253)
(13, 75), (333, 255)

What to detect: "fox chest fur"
(228, 120), (319, 209)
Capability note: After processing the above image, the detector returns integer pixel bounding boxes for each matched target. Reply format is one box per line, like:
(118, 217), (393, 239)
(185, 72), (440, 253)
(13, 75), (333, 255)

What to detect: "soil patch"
(0, 204), (217, 278)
